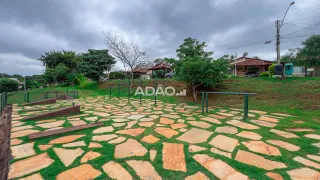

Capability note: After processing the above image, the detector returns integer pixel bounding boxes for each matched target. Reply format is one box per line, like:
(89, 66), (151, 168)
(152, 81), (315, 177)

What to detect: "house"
(229, 57), (273, 76)
(147, 63), (171, 78)
(9, 78), (24, 89)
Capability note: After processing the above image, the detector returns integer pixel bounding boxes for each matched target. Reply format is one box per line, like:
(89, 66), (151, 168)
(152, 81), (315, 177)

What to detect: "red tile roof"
(235, 58), (272, 66)
(148, 63), (171, 70)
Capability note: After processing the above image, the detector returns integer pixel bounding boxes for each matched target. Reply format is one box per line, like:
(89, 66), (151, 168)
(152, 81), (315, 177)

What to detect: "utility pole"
(276, 20), (281, 64)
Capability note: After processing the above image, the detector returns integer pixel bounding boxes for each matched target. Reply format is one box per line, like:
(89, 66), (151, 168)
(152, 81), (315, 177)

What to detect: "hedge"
(0, 78), (19, 93)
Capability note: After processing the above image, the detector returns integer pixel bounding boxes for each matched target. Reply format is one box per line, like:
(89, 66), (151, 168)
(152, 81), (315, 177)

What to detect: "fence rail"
(6, 90), (79, 104)
(0, 92), (7, 114)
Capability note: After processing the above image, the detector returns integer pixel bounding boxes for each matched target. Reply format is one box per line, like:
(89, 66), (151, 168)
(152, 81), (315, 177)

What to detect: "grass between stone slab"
(11, 96), (320, 179)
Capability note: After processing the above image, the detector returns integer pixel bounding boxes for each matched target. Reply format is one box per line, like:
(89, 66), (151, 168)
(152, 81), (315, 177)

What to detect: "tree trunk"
(192, 87), (197, 102)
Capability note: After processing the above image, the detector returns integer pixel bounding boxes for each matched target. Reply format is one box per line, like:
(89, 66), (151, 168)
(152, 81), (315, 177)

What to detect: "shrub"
(268, 64), (275, 76)
(0, 78), (19, 93)
(153, 70), (166, 78)
(109, 72), (126, 80)
(259, 72), (270, 77)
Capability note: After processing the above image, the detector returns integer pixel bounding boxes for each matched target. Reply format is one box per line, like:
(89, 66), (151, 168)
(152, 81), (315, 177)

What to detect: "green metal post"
(140, 76), (142, 105)
(67, 88), (69, 96)
(206, 92), (209, 113)
(27, 92), (30, 103)
(0, 94), (2, 113)
(118, 84), (120, 98)
(56, 90), (58, 99)
(43, 93), (46, 100)
(109, 86), (112, 99)
(154, 75), (157, 106)
(201, 92), (204, 114)
(128, 79), (130, 102)
(24, 93), (27, 102)
(244, 94), (249, 120)
(45, 92), (48, 100)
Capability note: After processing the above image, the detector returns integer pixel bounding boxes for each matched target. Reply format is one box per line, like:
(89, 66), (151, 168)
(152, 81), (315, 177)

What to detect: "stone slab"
(162, 142), (187, 172)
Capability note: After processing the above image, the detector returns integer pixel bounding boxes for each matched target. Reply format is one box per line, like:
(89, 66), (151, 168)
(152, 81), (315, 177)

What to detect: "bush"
(109, 72), (126, 80)
(268, 64), (275, 76)
(0, 78), (19, 93)
(153, 70), (166, 78)
(259, 72), (270, 77)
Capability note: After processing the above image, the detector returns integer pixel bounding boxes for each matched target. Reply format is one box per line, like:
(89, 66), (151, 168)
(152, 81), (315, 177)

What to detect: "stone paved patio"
(8, 97), (320, 179)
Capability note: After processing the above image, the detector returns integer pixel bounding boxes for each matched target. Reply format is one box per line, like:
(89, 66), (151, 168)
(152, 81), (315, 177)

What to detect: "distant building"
(9, 78), (24, 89)
(230, 57), (273, 76)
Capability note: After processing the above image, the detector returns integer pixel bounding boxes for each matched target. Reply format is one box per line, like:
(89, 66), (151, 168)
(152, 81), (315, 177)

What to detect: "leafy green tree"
(78, 49), (115, 82)
(43, 68), (57, 85)
(299, 35), (320, 66)
(167, 37), (228, 102)
(75, 75), (88, 91)
(38, 50), (81, 71)
(55, 63), (69, 83)
(0, 79), (19, 93)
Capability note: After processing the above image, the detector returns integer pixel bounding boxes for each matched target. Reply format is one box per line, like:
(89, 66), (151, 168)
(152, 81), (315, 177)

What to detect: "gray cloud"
(0, 0), (319, 75)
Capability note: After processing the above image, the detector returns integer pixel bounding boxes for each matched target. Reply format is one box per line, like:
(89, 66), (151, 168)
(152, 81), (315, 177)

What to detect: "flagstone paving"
(8, 97), (320, 179)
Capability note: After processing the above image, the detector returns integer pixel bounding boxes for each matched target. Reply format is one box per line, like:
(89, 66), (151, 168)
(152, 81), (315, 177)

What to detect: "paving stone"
(162, 142), (186, 172)
(116, 128), (145, 137)
(19, 173), (44, 180)
(11, 138), (23, 145)
(141, 135), (160, 144)
(186, 117), (195, 121)
(127, 114), (145, 120)
(162, 114), (180, 119)
(112, 123), (126, 127)
(49, 134), (85, 144)
(108, 136), (126, 144)
(102, 161), (133, 180)
(11, 142), (36, 159)
(177, 128), (213, 144)
(126, 160), (161, 180)
(92, 134), (118, 142)
(93, 126), (114, 134)
(188, 121), (212, 129)
(270, 129), (299, 138)
(156, 124), (166, 127)
(188, 145), (207, 152)
(185, 172), (210, 180)
(62, 140), (86, 147)
(69, 120), (87, 126)
(215, 126), (238, 134)
(56, 164), (101, 180)
(200, 117), (221, 124)
(89, 142), (102, 148)
(139, 122), (154, 127)
(150, 150), (157, 161)
(226, 120), (259, 130)
(216, 112), (234, 117)
(242, 140), (281, 156)
(93, 112), (110, 117)
(112, 118), (129, 122)
(250, 120), (277, 128)
(170, 123), (187, 129)
(258, 116), (279, 123)
(179, 128), (188, 132)
(286, 128), (314, 132)
(235, 150), (287, 170)
(237, 131), (262, 140)
(250, 110), (267, 115)
(211, 147), (232, 158)
(293, 120), (305, 124)
(54, 147), (84, 167)
(266, 140), (300, 151)
(8, 153), (54, 179)
(38, 145), (52, 151)
(293, 156), (320, 169)
(209, 135), (239, 152)
(208, 114), (227, 119)
(12, 125), (34, 132)
(114, 139), (147, 158)
(287, 167), (320, 180)
(160, 117), (175, 124)
(11, 129), (40, 138)
(307, 154), (320, 163)
(126, 120), (138, 129)
(193, 154), (248, 180)
(85, 116), (98, 121)
(155, 127), (179, 138)
(265, 172), (284, 180)
(37, 120), (65, 128)
(305, 134), (320, 140)
(12, 122), (25, 127)
(80, 150), (101, 163)
(272, 113), (293, 117)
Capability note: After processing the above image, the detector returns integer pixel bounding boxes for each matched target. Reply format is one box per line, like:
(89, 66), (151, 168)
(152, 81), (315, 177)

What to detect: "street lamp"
(280, 2), (295, 28)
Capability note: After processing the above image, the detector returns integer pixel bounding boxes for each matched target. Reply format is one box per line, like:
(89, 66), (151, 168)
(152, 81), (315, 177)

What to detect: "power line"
(282, 22), (320, 36)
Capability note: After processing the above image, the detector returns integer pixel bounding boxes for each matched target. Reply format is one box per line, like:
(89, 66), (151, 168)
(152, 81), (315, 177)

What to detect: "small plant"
(268, 64), (275, 76)
(0, 78), (19, 93)
(75, 75), (88, 91)
(259, 72), (270, 77)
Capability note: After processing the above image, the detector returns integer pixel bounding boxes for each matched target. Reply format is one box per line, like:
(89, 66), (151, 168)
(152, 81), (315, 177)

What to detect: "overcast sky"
(1, 0), (320, 76)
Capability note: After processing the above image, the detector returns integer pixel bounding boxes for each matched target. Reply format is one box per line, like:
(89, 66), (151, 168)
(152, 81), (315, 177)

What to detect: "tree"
(104, 31), (148, 79)
(216, 54), (236, 63)
(38, 50), (81, 71)
(0, 79), (19, 93)
(44, 68), (58, 85)
(78, 49), (116, 82)
(253, 56), (260, 59)
(299, 35), (320, 66)
(167, 37), (228, 102)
